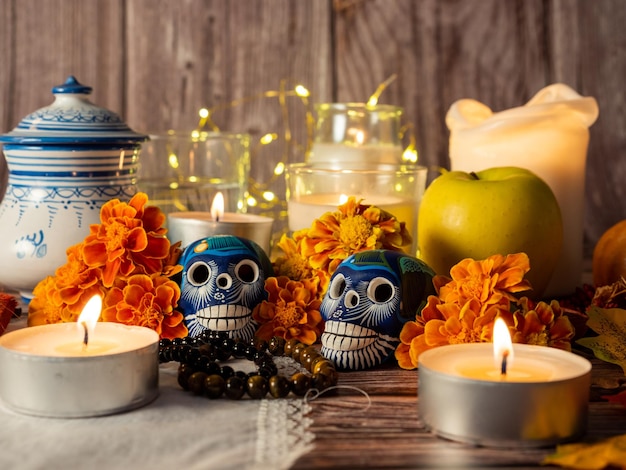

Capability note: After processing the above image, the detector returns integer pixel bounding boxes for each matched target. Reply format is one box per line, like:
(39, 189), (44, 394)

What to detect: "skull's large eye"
(328, 274), (346, 299)
(367, 277), (395, 303)
(186, 261), (211, 286)
(235, 259), (259, 284)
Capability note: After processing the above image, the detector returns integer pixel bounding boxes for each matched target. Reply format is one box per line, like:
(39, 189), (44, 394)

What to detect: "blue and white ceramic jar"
(0, 76), (147, 301)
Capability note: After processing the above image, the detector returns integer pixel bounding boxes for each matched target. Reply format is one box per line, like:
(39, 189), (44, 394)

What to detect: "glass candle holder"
(308, 103), (404, 168)
(137, 131), (250, 216)
(285, 163), (427, 255)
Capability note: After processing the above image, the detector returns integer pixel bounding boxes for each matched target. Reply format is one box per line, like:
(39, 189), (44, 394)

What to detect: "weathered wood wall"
(0, 0), (624, 255)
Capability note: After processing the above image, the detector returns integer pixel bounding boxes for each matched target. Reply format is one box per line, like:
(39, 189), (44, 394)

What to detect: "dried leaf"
(604, 389), (626, 408)
(577, 306), (626, 374)
(0, 293), (18, 336)
(543, 435), (626, 469)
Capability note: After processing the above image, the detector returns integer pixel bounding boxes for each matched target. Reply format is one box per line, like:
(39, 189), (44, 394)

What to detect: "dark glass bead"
(253, 351), (269, 365)
(198, 330), (212, 343)
(177, 364), (194, 390)
(312, 369), (338, 390)
(216, 346), (232, 361)
(186, 348), (201, 364)
(208, 330), (222, 341)
(235, 370), (248, 380)
(224, 376), (246, 400)
(232, 341), (247, 359)
(198, 343), (216, 359)
(251, 337), (268, 353)
(284, 338), (299, 358)
(268, 336), (286, 356)
(220, 365), (235, 379)
(187, 337), (200, 347)
(172, 337), (184, 346)
(292, 343), (307, 363)
(159, 338), (172, 348)
(302, 350), (321, 372)
(188, 371), (208, 395)
(244, 345), (258, 361)
(204, 374), (225, 399)
(313, 367), (339, 385)
(159, 346), (171, 362)
(192, 355), (214, 373)
(312, 359), (336, 375)
(257, 366), (273, 379)
(170, 345), (183, 362)
(291, 372), (311, 397)
(269, 375), (291, 398)
(221, 338), (235, 353)
(247, 371), (260, 378)
(246, 375), (268, 399)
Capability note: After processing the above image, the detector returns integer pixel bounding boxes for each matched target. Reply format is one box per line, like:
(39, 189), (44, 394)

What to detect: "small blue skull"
(320, 250), (435, 370)
(178, 235), (273, 341)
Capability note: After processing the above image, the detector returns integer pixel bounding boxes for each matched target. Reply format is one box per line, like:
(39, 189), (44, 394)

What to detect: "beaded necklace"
(159, 330), (338, 400)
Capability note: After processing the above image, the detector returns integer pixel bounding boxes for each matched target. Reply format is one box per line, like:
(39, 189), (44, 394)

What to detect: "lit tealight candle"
(168, 192), (274, 254)
(418, 319), (592, 447)
(0, 295), (159, 418)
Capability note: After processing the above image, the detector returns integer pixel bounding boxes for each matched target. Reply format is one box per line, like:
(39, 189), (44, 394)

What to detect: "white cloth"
(0, 355), (313, 470)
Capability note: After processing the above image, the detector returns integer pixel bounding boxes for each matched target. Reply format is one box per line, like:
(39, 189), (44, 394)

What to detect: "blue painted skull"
(320, 250), (436, 370)
(178, 235), (273, 341)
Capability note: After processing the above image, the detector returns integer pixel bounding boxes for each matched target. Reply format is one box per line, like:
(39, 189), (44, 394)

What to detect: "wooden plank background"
(0, 0), (624, 256)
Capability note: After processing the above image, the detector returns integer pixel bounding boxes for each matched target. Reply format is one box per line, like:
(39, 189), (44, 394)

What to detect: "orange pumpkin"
(592, 220), (626, 287)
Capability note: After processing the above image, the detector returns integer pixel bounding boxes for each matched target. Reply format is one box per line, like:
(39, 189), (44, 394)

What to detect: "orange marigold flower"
(82, 193), (171, 287)
(28, 276), (79, 326)
(438, 253), (532, 307)
(54, 244), (102, 307)
(102, 274), (187, 339)
(272, 233), (330, 298)
(511, 298), (575, 351)
(299, 197), (412, 275)
(253, 276), (324, 345)
(397, 296), (506, 369)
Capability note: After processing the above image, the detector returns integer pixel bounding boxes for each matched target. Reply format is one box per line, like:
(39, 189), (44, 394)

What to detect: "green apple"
(417, 167), (563, 298)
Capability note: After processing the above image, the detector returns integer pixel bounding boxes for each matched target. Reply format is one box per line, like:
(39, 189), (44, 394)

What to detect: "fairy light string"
(165, 75), (416, 228)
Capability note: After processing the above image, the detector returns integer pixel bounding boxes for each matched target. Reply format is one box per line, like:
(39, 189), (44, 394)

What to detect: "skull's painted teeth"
(196, 304), (251, 331)
(323, 320), (377, 340)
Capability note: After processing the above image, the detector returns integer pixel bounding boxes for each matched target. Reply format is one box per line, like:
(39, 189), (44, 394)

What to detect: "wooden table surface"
(293, 349), (626, 469)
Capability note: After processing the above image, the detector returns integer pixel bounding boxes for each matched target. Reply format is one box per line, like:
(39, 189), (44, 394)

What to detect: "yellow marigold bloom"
(82, 193), (170, 287)
(438, 253), (532, 307)
(253, 276), (324, 345)
(102, 274), (187, 339)
(299, 197), (412, 275)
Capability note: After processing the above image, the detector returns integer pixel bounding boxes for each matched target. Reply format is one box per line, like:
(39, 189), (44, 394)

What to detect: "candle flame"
(211, 192), (225, 222)
(355, 130), (365, 145)
(493, 317), (514, 372)
(77, 295), (102, 347)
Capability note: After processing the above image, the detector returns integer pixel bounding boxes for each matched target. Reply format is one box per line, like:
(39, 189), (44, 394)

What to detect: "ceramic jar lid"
(0, 76), (147, 145)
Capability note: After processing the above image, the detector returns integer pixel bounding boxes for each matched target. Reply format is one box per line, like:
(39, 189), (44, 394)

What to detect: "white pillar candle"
(446, 84), (599, 297)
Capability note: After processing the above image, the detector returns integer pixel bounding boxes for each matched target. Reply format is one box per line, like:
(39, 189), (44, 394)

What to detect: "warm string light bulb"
(186, 76), (417, 228)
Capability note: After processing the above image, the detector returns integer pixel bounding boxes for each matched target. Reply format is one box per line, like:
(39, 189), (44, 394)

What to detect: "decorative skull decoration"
(178, 235), (273, 341)
(320, 250), (436, 370)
